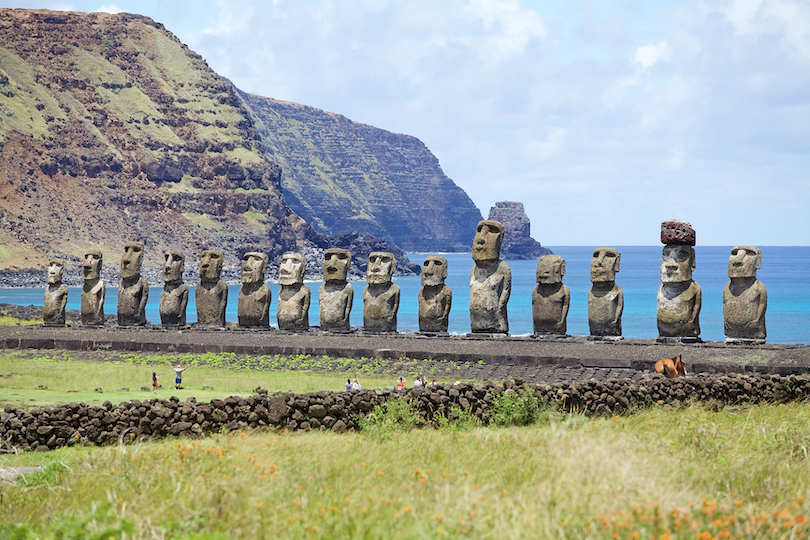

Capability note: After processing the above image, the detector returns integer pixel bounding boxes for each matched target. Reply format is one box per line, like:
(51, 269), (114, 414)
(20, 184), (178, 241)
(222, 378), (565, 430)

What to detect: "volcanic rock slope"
(0, 9), (318, 270)
(240, 93), (484, 253)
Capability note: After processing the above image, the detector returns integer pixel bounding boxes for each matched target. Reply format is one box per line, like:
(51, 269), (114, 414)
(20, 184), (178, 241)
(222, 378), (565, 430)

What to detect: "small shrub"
(358, 398), (424, 438)
(489, 387), (541, 427)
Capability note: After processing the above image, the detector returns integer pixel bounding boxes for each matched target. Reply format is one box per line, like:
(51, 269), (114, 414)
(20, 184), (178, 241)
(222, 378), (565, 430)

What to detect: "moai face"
(728, 246), (761, 279)
(47, 259), (64, 284)
(660, 244), (695, 283)
(279, 252), (306, 286)
(472, 220), (504, 262)
(120, 243), (144, 279)
(82, 250), (103, 280)
(590, 248), (620, 283)
(323, 248), (351, 283)
(367, 252), (395, 285)
(421, 256), (448, 287)
(200, 250), (224, 281)
(536, 255), (565, 285)
(162, 251), (185, 283)
(241, 252), (268, 285)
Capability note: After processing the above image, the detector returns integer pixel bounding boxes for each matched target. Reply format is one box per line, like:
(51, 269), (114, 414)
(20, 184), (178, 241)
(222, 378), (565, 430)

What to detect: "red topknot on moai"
(660, 219), (696, 246)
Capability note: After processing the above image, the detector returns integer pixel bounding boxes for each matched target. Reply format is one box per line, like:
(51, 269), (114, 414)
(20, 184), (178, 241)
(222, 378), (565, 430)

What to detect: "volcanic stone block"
(660, 220), (696, 246)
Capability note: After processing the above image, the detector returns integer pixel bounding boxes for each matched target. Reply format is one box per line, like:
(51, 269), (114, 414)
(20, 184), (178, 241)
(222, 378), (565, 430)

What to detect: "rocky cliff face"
(488, 202), (551, 259)
(239, 93), (484, 252)
(0, 9), (319, 272)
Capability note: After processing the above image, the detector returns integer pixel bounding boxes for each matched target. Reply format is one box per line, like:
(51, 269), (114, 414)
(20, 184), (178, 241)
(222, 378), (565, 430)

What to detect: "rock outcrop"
(487, 202), (551, 259)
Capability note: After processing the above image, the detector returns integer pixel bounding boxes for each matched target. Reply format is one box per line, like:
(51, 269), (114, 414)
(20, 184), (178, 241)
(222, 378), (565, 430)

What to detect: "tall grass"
(2, 402), (809, 538)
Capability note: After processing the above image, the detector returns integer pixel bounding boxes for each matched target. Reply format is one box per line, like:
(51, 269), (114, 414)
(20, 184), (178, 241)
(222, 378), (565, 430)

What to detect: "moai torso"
(532, 255), (569, 334)
(238, 252), (271, 328)
(418, 256), (452, 332)
(319, 248), (353, 331)
(469, 220), (511, 333)
(723, 246), (767, 340)
(277, 252), (310, 330)
(43, 259), (67, 326)
(363, 252), (400, 332)
(657, 224), (701, 338)
(196, 250), (228, 327)
(81, 250), (106, 325)
(159, 251), (188, 326)
(588, 248), (623, 337)
(118, 243), (149, 326)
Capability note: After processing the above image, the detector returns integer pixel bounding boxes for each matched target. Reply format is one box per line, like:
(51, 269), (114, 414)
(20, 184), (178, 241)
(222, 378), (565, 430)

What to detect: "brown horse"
(654, 354), (686, 378)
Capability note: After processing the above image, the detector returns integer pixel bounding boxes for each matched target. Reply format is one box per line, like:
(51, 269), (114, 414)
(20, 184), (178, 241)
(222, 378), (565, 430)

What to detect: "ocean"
(2, 246), (809, 344)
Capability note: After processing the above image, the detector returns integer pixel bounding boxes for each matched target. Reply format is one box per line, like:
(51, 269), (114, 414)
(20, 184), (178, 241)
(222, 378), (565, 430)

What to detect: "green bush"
(489, 387), (542, 427)
(357, 398), (425, 438)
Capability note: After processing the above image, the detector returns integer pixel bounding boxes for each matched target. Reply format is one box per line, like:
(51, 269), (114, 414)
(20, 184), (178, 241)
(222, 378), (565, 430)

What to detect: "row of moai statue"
(42, 219), (767, 342)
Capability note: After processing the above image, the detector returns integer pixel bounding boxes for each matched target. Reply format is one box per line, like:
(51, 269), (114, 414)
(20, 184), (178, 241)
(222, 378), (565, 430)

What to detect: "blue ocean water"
(2, 246), (808, 344)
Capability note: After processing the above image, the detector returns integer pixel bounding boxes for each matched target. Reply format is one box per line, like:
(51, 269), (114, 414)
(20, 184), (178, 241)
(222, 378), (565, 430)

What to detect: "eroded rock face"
(238, 252), (271, 328)
(588, 248), (624, 337)
(363, 252), (400, 332)
(418, 256), (452, 332)
(277, 252), (310, 331)
(43, 259), (67, 325)
(657, 242), (701, 338)
(487, 202), (551, 259)
(118, 243), (149, 326)
(319, 248), (353, 331)
(196, 250), (228, 327)
(159, 251), (188, 326)
(470, 220), (511, 333)
(723, 246), (767, 341)
(532, 255), (569, 334)
(80, 250), (105, 325)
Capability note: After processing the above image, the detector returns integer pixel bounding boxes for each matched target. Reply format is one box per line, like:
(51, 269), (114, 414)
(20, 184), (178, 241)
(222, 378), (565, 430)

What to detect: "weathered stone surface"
(532, 255), (569, 334)
(80, 250), (105, 325)
(487, 202), (551, 259)
(118, 243), (149, 326)
(43, 259), (67, 325)
(238, 252), (271, 328)
(418, 256), (452, 332)
(319, 248), (354, 331)
(658, 244), (701, 337)
(724, 246), (767, 340)
(196, 250), (228, 327)
(470, 221), (511, 333)
(588, 248), (623, 337)
(159, 251), (188, 326)
(363, 252), (400, 332)
(277, 252), (310, 330)
(660, 220), (696, 246)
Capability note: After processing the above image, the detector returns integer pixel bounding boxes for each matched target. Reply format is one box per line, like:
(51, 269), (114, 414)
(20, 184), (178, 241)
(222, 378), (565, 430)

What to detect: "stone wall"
(2, 374), (809, 453)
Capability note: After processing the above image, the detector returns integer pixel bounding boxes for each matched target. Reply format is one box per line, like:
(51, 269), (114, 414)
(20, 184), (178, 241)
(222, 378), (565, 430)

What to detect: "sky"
(3, 0), (810, 246)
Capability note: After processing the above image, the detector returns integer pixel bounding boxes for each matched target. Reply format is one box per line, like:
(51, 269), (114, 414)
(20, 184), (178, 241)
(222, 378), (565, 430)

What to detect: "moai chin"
(319, 248), (353, 331)
(43, 258), (68, 326)
(363, 251), (400, 332)
(657, 220), (701, 339)
(277, 252), (310, 331)
(118, 242), (149, 326)
(196, 250), (228, 327)
(418, 256), (452, 332)
(159, 251), (189, 326)
(81, 250), (105, 325)
(588, 248), (624, 338)
(238, 252), (271, 328)
(470, 220), (511, 334)
(723, 246), (767, 342)
(532, 255), (569, 334)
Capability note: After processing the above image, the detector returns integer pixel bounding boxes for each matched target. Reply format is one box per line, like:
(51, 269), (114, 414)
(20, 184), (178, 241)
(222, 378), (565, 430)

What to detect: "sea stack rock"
(487, 202), (551, 259)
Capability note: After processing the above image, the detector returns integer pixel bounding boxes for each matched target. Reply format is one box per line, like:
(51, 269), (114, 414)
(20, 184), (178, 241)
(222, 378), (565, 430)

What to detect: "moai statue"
(470, 220), (511, 334)
(118, 242), (149, 326)
(159, 251), (189, 326)
(81, 250), (105, 325)
(277, 252), (310, 331)
(43, 258), (68, 326)
(588, 248), (624, 338)
(238, 252), (271, 328)
(532, 255), (569, 334)
(196, 250), (228, 327)
(319, 248), (353, 331)
(363, 252), (400, 332)
(657, 220), (701, 339)
(418, 256), (452, 332)
(723, 246), (767, 342)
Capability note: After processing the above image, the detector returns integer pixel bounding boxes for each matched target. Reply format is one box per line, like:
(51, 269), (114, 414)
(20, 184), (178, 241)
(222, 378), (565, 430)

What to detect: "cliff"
(488, 201), (551, 259)
(239, 93), (484, 252)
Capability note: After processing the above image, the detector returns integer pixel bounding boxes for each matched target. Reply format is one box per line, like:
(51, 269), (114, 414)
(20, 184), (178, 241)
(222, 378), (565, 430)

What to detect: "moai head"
(47, 258), (65, 284)
(200, 250), (224, 282)
(660, 244), (696, 283)
(472, 220), (504, 263)
(279, 252), (307, 286)
(728, 246), (762, 279)
(421, 256), (448, 287)
(367, 252), (395, 285)
(82, 250), (103, 280)
(162, 251), (185, 283)
(323, 248), (351, 283)
(241, 252), (268, 285)
(590, 248), (621, 283)
(536, 255), (565, 285)
(120, 243), (144, 279)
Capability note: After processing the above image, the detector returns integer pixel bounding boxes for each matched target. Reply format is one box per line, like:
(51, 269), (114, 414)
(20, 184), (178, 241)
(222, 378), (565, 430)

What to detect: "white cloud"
(95, 3), (123, 13)
(634, 40), (673, 70)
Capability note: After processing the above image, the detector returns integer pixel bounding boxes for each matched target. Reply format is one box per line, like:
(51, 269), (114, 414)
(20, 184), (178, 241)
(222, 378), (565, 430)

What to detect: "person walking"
(172, 363), (187, 390)
(152, 372), (159, 393)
